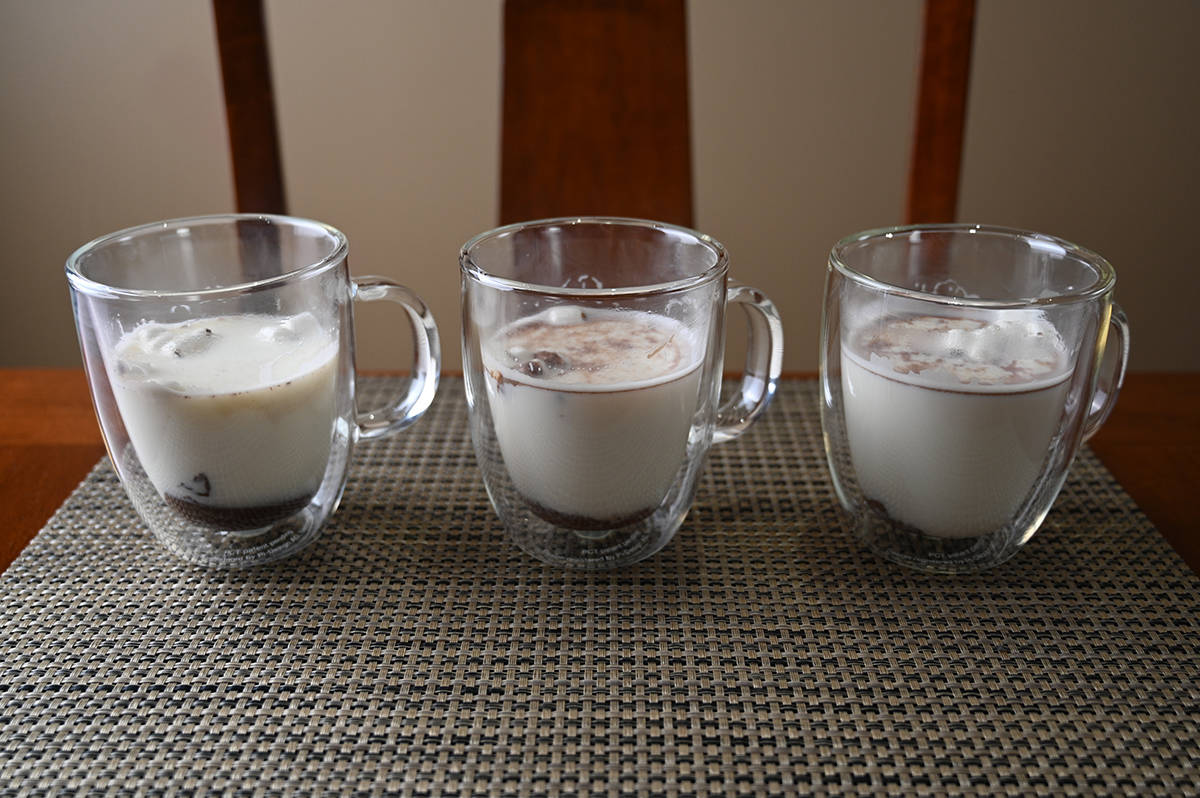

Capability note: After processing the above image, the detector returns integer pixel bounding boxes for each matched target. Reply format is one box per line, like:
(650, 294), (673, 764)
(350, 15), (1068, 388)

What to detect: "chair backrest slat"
(906, 0), (977, 224)
(214, 1), (974, 227)
(499, 0), (693, 227)
(213, 0), (287, 214)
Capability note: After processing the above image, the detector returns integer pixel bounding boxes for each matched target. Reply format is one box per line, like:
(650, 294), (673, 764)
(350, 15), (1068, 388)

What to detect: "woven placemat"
(1, 379), (1197, 796)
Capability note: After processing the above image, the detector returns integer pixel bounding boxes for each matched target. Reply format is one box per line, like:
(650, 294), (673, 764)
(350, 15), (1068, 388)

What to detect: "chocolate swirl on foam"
(849, 313), (1069, 390)
(490, 307), (693, 388)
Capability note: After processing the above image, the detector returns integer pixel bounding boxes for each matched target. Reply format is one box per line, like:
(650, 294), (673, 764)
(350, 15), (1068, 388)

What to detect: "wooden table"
(2, 369), (1196, 574)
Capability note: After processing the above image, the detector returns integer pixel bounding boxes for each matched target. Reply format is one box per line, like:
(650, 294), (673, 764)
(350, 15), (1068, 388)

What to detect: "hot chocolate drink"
(841, 313), (1071, 538)
(483, 306), (702, 530)
(110, 312), (338, 529)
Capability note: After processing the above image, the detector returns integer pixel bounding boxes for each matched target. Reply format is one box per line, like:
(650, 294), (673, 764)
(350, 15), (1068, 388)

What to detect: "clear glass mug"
(461, 217), (784, 569)
(820, 224), (1129, 573)
(66, 214), (441, 568)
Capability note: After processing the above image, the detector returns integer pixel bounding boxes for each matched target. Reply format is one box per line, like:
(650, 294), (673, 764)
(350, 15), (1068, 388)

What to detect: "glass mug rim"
(460, 216), (729, 298)
(829, 223), (1117, 309)
(65, 213), (348, 301)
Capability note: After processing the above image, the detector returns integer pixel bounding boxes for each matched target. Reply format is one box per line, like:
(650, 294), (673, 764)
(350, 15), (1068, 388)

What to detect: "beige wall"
(960, 0), (1200, 372)
(2, 0), (1196, 371)
(1, 0), (233, 367)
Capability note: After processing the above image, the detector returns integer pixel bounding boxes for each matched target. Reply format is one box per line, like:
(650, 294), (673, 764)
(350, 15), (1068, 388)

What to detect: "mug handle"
(1081, 303), (1130, 442)
(713, 281), (785, 444)
(351, 277), (442, 441)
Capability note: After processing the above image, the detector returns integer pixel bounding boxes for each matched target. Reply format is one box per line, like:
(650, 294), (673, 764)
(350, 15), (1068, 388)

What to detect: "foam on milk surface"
(110, 313), (338, 518)
(486, 306), (695, 390)
(848, 313), (1067, 392)
(114, 313), (335, 396)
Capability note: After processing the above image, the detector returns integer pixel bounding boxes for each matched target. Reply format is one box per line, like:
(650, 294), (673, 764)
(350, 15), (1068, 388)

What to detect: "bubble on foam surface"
(258, 323), (297, 346)
(114, 358), (153, 381)
(544, 306), (587, 326)
(514, 350), (570, 378)
(168, 327), (218, 359)
(257, 312), (322, 348)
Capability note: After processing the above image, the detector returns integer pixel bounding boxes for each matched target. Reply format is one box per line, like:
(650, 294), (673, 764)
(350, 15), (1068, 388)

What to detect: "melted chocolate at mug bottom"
(164, 493), (312, 530)
(524, 497), (656, 532)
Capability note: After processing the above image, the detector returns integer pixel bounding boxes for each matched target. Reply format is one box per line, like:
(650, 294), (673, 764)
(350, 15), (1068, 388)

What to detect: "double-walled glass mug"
(67, 215), (441, 568)
(461, 217), (784, 569)
(820, 224), (1129, 573)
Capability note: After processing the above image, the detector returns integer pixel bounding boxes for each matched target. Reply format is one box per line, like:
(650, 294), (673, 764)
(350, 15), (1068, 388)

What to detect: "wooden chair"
(906, 0), (976, 224)
(498, 0), (693, 226)
(212, 0), (976, 225)
(212, 0), (287, 214)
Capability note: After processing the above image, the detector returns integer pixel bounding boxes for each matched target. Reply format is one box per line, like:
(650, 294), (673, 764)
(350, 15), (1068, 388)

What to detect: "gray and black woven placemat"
(2, 379), (1197, 796)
